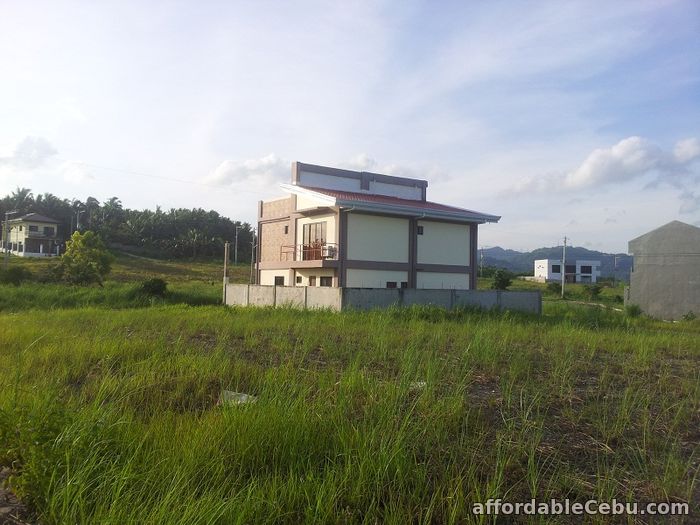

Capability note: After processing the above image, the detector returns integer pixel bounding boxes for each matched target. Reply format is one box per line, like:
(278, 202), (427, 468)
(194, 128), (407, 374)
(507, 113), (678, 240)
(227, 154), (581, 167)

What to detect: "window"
(284, 225), (289, 234)
(28, 225), (38, 232)
(309, 276), (316, 286)
(417, 225), (424, 235)
(302, 222), (326, 244)
(296, 276), (302, 284)
(274, 276), (285, 286)
(19, 226), (23, 231)
(320, 276), (332, 287)
(18, 243), (23, 252)
(580, 265), (592, 274)
(551, 264), (561, 273)
(565, 265), (576, 274)
(401, 282), (408, 288)
(43, 227), (55, 236)
(386, 281), (397, 289)
(302, 222), (327, 260)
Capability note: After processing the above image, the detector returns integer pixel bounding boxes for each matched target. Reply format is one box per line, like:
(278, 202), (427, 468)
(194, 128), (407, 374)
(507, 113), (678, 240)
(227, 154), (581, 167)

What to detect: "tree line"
(1, 188), (254, 260)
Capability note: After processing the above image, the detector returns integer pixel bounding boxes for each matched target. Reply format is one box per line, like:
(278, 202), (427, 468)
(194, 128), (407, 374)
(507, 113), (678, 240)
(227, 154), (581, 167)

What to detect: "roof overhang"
(280, 184), (500, 224)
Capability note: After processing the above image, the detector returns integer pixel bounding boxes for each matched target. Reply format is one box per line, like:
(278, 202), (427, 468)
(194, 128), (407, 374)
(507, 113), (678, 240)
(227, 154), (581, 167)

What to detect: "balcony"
(26, 230), (57, 238)
(280, 242), (338, 262)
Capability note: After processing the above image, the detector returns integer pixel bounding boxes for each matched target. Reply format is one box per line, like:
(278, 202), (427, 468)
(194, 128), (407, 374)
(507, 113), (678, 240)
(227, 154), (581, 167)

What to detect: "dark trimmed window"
(401, 282), (408, 288)
(386, 281), (397, 289)
(580, 265), (592, 274)
(551, 264), (561, 273)
(296, 276), (302, 284)
(284, 225), (289, 234)
(417, 226), (424, 235)
(28, 225), (38, 232)
(565, 265), (576, 274)
(43, 227), (55, 236)
(274, 276), (284, 286)
(320, 276), (332, 287)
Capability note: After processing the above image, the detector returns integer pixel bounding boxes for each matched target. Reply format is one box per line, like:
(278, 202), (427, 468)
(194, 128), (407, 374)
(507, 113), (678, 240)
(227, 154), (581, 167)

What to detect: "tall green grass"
(1, 306), (698, 523)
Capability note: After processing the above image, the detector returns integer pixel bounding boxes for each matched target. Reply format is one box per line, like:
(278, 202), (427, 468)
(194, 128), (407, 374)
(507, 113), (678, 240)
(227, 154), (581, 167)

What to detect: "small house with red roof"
(256, 162), (500, 289)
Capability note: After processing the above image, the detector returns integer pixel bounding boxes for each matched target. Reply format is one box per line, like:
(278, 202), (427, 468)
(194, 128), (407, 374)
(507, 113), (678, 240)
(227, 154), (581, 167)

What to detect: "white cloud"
(674, 137), (700, 164)
(204, 154), (289, 189)
(0, 136), (57, 169)
(510, 136), (699, 195)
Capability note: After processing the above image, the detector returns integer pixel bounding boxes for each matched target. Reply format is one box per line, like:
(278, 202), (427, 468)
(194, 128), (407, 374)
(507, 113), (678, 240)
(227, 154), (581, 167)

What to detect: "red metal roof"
(298, 186), (498, 221)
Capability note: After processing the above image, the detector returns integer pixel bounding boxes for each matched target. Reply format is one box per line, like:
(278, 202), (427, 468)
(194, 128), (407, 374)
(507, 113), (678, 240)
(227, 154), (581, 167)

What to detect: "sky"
(0, 0), (698, 253)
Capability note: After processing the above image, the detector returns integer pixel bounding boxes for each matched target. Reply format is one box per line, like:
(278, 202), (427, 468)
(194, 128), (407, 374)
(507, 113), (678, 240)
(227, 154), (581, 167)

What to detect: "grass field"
(1, 302), (698, 524)
(0, 253), (252, 311)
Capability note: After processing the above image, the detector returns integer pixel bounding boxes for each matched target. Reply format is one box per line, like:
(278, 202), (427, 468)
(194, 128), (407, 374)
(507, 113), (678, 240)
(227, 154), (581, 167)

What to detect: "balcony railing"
(280, 242), (338, 262)
(26, 230), (57, 238)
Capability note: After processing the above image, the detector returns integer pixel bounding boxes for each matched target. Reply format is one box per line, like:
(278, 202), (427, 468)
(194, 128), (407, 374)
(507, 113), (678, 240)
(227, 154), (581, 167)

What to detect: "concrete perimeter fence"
(224, 281), (541, 315)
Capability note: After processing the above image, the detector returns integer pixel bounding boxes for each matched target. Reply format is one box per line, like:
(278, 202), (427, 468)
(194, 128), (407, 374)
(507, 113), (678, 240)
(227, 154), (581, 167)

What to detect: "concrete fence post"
(304, 286), (308, 309)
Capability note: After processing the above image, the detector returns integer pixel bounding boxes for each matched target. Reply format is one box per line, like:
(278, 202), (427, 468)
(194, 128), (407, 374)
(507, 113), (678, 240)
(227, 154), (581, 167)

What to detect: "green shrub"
(681, 311), (696, 321)
(583, 284), (603, 300)
(139, 277), (168, 297)
(546, 282), (561, 295)
(625, 304), (642, 318)
(491, 269), (512, 290)
(0, 266), (33, 286)
(61, 231), (114, 285)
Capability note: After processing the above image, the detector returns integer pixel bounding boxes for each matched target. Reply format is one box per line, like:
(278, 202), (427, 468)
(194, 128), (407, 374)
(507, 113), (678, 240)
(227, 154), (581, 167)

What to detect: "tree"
(60, 231), (114, 285)
(491, 269), (512, 290)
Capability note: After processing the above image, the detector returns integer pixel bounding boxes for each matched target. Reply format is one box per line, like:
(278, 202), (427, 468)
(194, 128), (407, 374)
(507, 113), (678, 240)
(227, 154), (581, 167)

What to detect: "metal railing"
(26, 230), (57, 238)
(280, 242), (338, 262)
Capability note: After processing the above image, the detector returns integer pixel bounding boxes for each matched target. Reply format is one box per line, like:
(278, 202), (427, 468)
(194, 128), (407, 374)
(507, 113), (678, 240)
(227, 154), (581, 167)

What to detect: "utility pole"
(3, 210), (19, 270)
(249, 231), (257, 285)
(561, 236), (567, 299)
(223, 241), (230, 304)
(75, 210), (84, 232)
(234, 225), (242, 264)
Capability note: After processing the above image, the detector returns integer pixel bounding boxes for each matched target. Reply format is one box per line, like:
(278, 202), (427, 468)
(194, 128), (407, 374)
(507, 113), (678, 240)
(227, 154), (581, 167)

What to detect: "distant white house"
(533, 259), (601, 283)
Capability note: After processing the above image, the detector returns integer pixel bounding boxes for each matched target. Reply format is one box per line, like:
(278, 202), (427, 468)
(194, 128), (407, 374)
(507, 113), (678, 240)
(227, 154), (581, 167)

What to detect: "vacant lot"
(1, 303), (698, 524)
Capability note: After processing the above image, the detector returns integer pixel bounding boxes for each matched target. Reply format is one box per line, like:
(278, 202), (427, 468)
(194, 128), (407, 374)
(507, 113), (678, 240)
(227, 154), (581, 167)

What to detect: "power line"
(56, 158), (271, 197)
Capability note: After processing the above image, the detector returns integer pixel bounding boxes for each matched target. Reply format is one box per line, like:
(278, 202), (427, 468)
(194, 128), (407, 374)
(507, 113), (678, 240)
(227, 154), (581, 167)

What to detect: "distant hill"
(481, 246), (632, 281)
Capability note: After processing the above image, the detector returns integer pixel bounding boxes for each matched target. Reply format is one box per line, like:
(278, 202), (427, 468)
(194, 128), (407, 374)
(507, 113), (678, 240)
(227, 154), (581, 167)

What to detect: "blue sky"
(1, 0), (698, 252)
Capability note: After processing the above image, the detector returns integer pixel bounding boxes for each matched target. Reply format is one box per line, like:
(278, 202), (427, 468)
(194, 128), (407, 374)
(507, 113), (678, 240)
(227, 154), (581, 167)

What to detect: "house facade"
(2, 213), (61, 257)
(627, 220), (700, 320)
(533, 259), (601, 283)
(256, 162), (500, 289)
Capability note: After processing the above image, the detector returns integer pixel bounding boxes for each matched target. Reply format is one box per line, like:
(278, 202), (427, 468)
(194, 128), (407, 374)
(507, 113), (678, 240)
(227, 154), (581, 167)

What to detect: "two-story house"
(533, 259), (601, 283)
(2, 213), (61, 257)
(256, 162), (500, 289)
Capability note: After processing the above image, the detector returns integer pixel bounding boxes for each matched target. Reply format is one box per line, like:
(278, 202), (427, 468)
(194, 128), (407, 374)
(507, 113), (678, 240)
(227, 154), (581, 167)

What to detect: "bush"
(681, 311), (697, 321)
(491, 269), (512, 290)
(583, 284), (603, 300)
(625, 304), (642, 318)
(139, 277), (167, 297)
(0, 266), (33, 286)
(546, 282), (561, 295)
(60, 231), (114, 285)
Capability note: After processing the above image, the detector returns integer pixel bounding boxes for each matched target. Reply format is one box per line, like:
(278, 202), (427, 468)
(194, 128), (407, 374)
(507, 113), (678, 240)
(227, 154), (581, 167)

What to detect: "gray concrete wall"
(628, 221), (700, 320)
(275, 286), (306, 307)
(225, 284), (541, 314)
(342, 288), (401, 310)
(306, 287), (342, 310)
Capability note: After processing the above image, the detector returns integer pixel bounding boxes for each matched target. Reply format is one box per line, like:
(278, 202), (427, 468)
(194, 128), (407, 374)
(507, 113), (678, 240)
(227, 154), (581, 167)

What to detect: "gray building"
(627, 221), (700, 320)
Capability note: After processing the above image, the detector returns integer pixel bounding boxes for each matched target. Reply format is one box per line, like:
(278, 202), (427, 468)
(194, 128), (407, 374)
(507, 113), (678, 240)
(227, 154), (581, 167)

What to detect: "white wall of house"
(416, 221), (470, 265)
(295, 194), (330, 211)
(295, 214), (337, 245)
(533, 259), (601, 283)
(259, 269), (287, 286)
(345, 269), (408, 288)
(369, 180), (422, 200)
(298, 170), (361, 192)
(416, 272), (469, 289)
(294, 268), (336, 286)
(347, 213), (408, 262)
